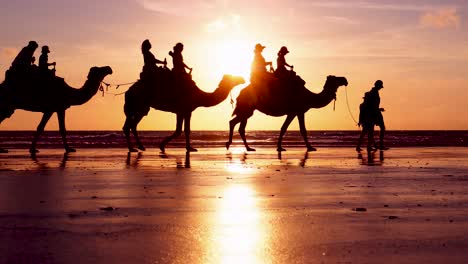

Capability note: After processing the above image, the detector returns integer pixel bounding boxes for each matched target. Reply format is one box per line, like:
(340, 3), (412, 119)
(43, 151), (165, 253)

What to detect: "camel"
(123, 72), (245, 152)
(226, 74), (348, 152)
(0, 66), (113, 153)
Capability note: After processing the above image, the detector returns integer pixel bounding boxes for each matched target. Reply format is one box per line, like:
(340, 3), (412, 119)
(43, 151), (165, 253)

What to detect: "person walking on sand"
(38, 46), (56, 75)
(356, 80), (389, 151)
(169, 42), (192, 77)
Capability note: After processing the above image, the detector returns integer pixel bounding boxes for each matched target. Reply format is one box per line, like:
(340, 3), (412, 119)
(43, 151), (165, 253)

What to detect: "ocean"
(0, 130), (467, 149)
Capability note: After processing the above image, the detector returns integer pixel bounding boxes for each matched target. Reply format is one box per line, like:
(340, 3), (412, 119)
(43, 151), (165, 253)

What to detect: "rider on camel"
(275, 46), (293, 79)
(250, 43), (272, 82)
(169, 42), (192, 77)
(140, 39), (166, 82)
(38, 46), (56, 76)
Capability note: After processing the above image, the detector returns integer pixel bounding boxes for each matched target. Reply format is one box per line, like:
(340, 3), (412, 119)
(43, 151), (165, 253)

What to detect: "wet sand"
(0, 147), (467, 263)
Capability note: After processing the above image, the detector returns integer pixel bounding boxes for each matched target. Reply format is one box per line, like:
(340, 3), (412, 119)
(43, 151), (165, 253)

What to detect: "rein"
(99, 81), (136, 97)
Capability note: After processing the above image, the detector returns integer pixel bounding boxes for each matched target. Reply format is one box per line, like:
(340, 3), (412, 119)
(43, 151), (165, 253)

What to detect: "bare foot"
(186, 146), (198, 152)
(307, 146), (317, 152)
(246, 147), (256, 152)
(137, 145), (146, 151)
(29, 148), (39, 154)
(65, 147), (76, 153)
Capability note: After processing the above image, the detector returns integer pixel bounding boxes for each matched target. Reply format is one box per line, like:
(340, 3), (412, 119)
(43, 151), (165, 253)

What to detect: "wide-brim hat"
(279, 46), (289, 54)
(254, 43), (266, 51)
(41, 45), (50, 53)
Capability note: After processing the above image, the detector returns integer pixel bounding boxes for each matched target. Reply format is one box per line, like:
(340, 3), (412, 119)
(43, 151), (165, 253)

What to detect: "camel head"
(218, 74), (245, 90)
(87, 66), (113, 81)
(324, 75), (348, 93)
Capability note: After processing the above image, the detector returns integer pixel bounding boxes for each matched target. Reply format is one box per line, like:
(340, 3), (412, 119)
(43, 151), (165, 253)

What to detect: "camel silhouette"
(123, 72), (245, 152)
(226, 75), (348, 152)
(0, 66), (113, 153)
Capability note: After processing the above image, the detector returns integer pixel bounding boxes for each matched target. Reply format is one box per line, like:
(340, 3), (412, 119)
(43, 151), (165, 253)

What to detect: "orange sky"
(1, 0), (467, 130)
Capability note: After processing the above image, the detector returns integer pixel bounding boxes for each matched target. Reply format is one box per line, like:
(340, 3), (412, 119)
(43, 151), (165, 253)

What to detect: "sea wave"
(0, 130), (466, 149)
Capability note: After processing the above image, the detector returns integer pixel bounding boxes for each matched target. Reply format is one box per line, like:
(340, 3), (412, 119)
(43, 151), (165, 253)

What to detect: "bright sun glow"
(212, 39), (252, 81)
(211, 185), (269, 264)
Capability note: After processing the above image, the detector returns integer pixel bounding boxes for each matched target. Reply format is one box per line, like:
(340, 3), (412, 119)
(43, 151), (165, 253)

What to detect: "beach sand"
(0, 147), (467, 263)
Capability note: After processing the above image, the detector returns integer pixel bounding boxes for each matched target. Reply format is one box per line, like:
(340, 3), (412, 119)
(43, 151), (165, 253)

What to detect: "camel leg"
(131, 114), (146, 151)
(30, 112), (53, 153)
(277, 114), (296, 152)
(226, 116), (242, 150)
(123, 115), (137, 152)
(0, 114), (10, 153)
(298, 113), (316, 152)
(239, 119), (255, 151)
(159, 114), (183, 153)
(57, 110), (75, 153)
(184, 113), (197, 152)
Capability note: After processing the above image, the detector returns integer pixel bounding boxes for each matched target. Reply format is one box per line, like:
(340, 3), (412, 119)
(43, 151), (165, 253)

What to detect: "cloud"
(205, 15), (241, 33)
(137, 0), (217, 17)
(420, 8), (460, 29)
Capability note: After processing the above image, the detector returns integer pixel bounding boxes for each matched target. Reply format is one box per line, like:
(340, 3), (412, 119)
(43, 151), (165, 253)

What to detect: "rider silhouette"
(250, 43), (272, 82)
(38, 46), (56, 76)
(169, 43), (192, 77)
(140, 39), (166, 82)
(11, 41), (38, 71)
(275, 46), (293, 79)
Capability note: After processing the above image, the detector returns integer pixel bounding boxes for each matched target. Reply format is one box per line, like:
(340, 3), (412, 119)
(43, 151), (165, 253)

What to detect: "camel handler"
(39, 46), (56, 76)
(356, 80), (389, 151)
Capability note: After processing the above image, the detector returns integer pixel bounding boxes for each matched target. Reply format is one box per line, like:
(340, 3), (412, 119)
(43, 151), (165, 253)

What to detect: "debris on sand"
(388, 216), (399, 220)
(353, 207), (367, 212)
(100, 207), (115, 212)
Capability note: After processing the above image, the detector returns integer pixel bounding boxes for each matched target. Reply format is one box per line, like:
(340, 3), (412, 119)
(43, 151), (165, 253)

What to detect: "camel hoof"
(225, 142), (230, 150)
(0, 148), (8, 153)
(129, 148), (138, 153)
(137, 145), (146, 151)
(307, 146), (317, 152)
(186, 147), (198, 152)
(277, 147), (286, 152)
(65, 148), (76, 153)
(246, 147), (256, 152)
(29, 148), (39, 154)
(159, 145), (166, 153)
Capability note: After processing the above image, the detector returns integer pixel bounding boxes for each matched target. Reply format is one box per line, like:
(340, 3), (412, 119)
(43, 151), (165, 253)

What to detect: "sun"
(212, 39), (252, 81)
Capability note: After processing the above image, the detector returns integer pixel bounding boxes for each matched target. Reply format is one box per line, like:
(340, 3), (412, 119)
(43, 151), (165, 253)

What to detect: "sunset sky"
(1, 0), (467, 131)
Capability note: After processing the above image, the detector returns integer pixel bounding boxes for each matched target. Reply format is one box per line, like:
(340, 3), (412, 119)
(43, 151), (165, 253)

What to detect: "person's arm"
(183, 62), (192, 71)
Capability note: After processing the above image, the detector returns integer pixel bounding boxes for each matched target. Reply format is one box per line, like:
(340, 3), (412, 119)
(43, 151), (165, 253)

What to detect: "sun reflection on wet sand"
(210, 184), (269, 264)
